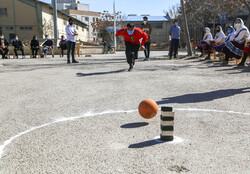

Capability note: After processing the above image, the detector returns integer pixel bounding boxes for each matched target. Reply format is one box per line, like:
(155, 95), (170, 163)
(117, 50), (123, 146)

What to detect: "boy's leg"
(174, 39), (179, 58)
(147, 42), (151, 58)
(67, 41), (71, 63)
(0, 48), (4, 58)
(238, 52), (248, 66)
(133, 44), (140, 62)
(125, 42), (134, 68)
(14, 48), (18, 58)
(21, 48), (25, 58)
(71, 42), (78, 63)
(169, 40), (174, 58)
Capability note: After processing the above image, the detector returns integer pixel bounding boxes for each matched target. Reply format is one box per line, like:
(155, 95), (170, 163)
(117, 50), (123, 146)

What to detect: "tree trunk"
(180, 0), (193, 56)
(240, 0), (250, 28)
(246, 6), (250, 29)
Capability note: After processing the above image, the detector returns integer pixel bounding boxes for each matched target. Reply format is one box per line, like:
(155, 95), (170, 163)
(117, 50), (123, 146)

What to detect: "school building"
(123, 15), (171, 43)
(0, 0), (88, 43)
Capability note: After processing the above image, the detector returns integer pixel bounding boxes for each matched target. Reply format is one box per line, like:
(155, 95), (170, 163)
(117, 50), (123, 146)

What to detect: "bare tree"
(164, 4), (181, 20)
(91, 10), (122, 43)
(180, 0), (193, 56)
(41, 18), (54, 38)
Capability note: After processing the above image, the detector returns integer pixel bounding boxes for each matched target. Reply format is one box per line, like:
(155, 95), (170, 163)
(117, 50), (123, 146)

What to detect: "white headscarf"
(214, 26), (225, 42)
(233, 18), (249, 41)
(203, 27), (213, 41)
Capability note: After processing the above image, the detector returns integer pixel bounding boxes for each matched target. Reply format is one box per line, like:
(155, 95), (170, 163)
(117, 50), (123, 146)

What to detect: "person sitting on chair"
(41, 34), (54, 58)
(237, 40), (250, 67)
(197, 27), (213, 59)
(222, 18), (249, 65)
(12, 35), (25, 58)
(59, 35), (67, 57)
(30, 35), (39, 58)
(0, 33), (9, 59)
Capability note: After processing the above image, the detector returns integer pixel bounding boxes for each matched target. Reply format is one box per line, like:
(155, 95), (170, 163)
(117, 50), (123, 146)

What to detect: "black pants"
(60, 45), (67, 57)
(125, 41), (140, 66)
(31, 47), (39, 57)
(239, 52), (248, 64)
(169, 39), (180, 58)
(144, 42), (151, 58)
(67, 41), (76, 62)
(14, 47), (24, 57)
(0, 47), (9, 58)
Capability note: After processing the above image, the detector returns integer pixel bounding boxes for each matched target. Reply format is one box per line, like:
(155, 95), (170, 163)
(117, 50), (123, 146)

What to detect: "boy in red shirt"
(116, 23), (148, 71)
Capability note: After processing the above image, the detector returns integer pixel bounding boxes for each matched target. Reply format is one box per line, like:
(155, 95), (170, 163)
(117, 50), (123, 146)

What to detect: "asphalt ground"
(0, 51), (249, 174)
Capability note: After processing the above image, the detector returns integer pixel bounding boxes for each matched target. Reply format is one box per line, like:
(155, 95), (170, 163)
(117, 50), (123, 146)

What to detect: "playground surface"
(0, 51), (249, 173)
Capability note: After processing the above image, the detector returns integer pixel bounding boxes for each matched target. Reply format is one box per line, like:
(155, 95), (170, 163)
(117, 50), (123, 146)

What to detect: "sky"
(40, 0), (180, 16)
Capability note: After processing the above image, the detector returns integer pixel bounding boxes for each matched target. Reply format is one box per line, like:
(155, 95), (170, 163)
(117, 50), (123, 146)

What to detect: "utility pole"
(52, 0), (58, 38)
(113, 0), (117, 52)
(180, 0), (193, 56)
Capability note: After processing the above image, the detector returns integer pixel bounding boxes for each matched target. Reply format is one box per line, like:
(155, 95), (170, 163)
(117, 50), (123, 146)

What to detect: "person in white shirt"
(65, 18), (79, 64)
(197, 27), (213, 58)
(222, 18), (250, 65)
(213, 26), (226, 43)
(214, 26), (234, 54)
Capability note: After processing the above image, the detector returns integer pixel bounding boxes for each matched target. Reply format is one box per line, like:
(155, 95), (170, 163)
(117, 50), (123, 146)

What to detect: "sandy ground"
(0, 51), (249, 174)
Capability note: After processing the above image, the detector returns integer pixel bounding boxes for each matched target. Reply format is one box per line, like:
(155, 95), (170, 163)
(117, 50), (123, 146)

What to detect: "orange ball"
(138, 99), (158, 119)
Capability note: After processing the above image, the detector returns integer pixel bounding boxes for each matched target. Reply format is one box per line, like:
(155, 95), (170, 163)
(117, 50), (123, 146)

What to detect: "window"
(0, 8), (7, 15)
(20, 27), (32, 31)
(65, 5), (71, 9)
(63, 20), (67, 25)
(6, 26), (13, 31)
(0, 27), (2, 33)
(85, 17), (89, 21)
(151, 23), (163, 29)
(93, 18), (95, 22)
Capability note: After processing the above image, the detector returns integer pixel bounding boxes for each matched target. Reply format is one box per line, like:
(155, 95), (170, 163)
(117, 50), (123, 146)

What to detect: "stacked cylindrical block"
(160, 106), (174, 141)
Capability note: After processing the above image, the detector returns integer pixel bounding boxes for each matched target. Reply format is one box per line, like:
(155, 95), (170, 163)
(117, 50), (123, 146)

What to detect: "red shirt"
(116, 27), (148, 46)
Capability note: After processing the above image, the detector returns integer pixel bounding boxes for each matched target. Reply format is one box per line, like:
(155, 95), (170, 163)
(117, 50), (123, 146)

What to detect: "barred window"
(6, 26), (13, 31)
(151, 23), (163, 29)
(20, 27), (32, 31)
(0, 8), (7, 15)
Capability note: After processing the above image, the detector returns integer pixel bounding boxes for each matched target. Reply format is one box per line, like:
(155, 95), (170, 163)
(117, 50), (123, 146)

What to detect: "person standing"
(140, 16), (152, 61)
(116, 23), (148, 71)
(30, 35), (40, 58)
(0, 33), (9, 59)
(65, 18), (79, 64)
(12, 35), (25, 58)
(168, 19), (181, 59)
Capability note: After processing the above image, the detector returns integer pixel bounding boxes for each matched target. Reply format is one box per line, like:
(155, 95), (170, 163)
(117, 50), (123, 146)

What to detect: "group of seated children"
(0, 33), (68, 59)
(197, 18), (250, 67)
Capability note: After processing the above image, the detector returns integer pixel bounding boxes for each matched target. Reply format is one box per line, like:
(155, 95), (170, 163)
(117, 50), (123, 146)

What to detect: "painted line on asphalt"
(0, 108), (249, 159)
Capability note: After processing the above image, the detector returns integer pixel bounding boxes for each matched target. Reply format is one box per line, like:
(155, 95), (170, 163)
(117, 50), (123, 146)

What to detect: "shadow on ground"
(76, 69), (126, 77)
(157, 87), (250, 105)
(120, 122), (149, 129)
(129, 139), (165, 148)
